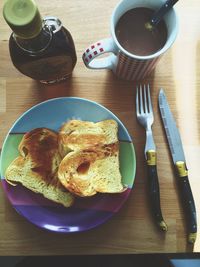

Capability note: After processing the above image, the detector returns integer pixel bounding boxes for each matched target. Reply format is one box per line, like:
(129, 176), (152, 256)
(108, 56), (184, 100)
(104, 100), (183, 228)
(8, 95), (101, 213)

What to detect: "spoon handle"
(151, 0), (179, 26)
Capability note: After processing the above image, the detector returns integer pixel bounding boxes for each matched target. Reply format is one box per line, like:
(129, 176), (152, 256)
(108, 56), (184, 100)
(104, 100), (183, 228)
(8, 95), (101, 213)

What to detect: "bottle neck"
(13, 21), (52, 54)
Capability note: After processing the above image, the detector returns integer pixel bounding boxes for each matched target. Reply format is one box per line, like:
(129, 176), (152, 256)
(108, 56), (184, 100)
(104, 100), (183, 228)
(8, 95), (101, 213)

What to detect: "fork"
(136, 84), (167, 231)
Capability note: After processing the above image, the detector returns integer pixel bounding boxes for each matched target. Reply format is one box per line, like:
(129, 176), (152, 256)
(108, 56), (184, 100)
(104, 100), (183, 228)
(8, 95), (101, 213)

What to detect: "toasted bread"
(5, 128), (74, 207)
(58, 119), (118, 157)
(58, 120), (124, 197)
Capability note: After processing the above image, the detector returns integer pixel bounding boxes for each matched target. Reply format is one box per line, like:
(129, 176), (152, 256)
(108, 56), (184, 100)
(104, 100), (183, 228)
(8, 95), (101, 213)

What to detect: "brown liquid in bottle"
(115, 8), (168, 56)
(9, 17), (77, 83)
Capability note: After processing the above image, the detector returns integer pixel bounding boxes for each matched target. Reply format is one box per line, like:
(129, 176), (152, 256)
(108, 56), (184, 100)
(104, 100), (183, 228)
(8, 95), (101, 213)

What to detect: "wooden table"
(0, 0), (200, 255)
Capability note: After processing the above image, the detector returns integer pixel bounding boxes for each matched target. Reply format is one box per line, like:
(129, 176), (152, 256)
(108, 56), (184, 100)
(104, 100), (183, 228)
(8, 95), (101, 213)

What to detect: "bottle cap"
(3, 0), (43, 39)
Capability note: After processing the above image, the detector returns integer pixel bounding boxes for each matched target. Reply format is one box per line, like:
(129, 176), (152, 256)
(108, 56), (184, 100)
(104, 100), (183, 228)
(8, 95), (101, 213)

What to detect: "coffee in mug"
(115, 7), (168, 56)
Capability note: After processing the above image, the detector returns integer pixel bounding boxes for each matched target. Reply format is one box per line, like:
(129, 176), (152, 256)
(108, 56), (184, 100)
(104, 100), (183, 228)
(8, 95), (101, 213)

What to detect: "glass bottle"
(3, 0), (77, 84)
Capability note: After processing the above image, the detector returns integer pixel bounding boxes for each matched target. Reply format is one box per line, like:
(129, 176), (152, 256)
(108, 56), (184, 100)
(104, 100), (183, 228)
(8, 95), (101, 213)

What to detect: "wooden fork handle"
(146, 150), (168, 231)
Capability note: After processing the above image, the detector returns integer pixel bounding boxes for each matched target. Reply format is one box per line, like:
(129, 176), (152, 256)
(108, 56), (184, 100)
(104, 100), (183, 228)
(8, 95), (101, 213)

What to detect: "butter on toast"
(5, 128), (74, 207)
(58, 120), (124, 197)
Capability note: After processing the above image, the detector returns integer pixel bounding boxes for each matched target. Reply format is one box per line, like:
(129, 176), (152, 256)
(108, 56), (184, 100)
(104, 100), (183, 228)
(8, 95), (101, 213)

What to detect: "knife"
(158, 89), (197, 244)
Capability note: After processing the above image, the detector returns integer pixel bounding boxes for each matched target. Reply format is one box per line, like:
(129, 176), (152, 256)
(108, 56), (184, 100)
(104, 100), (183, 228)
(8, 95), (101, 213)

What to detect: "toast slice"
(58, 119), (118, 157)
(58, 120), (124, 197)
(5, 128), (74, 207)
(58, 143), (124, 197)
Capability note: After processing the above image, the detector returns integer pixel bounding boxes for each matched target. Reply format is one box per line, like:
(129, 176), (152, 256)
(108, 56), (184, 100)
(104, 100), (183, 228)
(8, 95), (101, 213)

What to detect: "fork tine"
(147, 84), (152, 113)
(136, 86), (139, 115)
(143, 84), (148, 113)
(139, 85), (144, 114)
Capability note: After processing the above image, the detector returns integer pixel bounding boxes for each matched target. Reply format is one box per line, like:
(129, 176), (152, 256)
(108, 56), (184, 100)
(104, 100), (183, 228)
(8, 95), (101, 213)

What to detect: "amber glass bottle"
(3, 0), (77, 84)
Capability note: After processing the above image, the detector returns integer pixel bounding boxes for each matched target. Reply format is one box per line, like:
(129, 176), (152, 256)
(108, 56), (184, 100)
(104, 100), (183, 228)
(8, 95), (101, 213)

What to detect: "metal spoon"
(145, 0), (179, 30)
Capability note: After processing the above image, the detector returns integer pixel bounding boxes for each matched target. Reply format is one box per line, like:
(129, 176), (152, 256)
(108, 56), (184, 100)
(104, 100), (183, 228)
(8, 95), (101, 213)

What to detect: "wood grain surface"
(0, 0), (200, 255)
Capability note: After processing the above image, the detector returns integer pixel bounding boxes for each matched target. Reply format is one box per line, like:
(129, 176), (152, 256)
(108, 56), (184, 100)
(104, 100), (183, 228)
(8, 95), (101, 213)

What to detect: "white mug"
(82, 0), (178, 81)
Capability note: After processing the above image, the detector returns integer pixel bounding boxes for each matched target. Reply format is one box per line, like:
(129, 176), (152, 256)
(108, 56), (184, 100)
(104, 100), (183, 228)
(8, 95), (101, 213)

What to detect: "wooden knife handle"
(175, 161), (197, 244)
(178, 175), (197, 243)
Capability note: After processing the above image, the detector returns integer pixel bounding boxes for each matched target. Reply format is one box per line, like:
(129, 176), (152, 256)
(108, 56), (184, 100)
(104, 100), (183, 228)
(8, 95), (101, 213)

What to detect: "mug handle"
(82, 37), (117, 70)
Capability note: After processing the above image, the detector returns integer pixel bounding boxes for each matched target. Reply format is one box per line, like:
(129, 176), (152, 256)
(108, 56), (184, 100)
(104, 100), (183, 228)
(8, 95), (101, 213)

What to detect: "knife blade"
(158, 89), (197, 244)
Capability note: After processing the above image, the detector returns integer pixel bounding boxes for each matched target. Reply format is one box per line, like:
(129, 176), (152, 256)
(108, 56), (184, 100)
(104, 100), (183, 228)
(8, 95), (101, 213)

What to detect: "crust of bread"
(5, 128), (74, 207)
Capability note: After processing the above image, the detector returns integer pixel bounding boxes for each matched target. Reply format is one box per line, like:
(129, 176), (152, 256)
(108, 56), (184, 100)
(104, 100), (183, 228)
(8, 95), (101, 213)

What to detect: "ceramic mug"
(82, 0), (178, 81)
